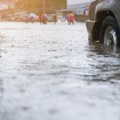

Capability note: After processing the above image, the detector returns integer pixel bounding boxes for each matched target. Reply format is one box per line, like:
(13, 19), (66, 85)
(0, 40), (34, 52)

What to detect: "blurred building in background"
(40, 0), (67, 13)
(0, 0), (15, 10)
(58, 0), (92, 22)
(14, 0), (67, 14)
(67, 0), (92, 15)
(67, 0), (91, 5)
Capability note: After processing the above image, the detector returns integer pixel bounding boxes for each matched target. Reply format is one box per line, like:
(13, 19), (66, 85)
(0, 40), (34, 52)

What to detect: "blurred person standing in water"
(41, 13), (47, 24)
(29, 12), (36, 23)
(39, 13), (42, 24)
(69, 12), (75, 25)
(53, 14), (57, 24)
(66, 13), (70, 24)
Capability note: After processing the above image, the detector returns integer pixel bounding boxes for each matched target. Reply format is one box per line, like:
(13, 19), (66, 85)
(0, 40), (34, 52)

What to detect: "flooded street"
(0, 22), (120, 120)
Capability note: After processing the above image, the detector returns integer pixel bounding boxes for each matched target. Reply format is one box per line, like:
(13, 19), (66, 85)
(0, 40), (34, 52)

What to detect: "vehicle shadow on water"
(87, 40), (120, 83)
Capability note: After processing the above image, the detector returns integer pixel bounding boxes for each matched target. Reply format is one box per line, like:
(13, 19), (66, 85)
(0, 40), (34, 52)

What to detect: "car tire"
(100, 16), (120, 46)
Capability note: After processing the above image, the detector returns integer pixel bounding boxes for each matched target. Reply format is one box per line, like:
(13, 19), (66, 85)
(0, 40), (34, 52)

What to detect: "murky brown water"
(0, 22), (120, 120)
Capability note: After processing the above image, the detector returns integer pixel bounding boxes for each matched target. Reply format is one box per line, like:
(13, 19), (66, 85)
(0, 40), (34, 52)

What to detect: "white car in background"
(57, 16), (67, 23)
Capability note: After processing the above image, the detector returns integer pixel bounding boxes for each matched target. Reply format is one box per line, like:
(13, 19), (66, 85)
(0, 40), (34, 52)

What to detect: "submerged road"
(0, 22), (120, 120)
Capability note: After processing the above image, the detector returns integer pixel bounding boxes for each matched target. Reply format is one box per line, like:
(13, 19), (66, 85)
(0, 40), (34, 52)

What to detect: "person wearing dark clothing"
(39, 14), (42, 24)
(42, 13), (47, 24)
(53, 14), (57, 24)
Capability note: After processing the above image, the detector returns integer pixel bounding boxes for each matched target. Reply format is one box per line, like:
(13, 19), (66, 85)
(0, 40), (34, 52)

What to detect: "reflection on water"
(88, 40), (120, 80)
(88, 40), (120, 55)
(0, 22), (120, 120)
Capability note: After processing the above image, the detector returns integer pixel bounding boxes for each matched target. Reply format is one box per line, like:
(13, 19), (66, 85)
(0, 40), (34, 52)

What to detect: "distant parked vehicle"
(11, 15), (27, 22)
(47, 14), (53, 22)
(57, 16), (66, 23)
(10, 11), (29, 22)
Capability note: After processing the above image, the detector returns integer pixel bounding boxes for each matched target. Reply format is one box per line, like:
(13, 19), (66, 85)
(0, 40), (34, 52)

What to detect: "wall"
(67, 0), (92, 5)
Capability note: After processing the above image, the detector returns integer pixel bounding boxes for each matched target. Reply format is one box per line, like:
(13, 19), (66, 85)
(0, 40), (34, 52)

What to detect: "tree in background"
(15, 0), (67, 14)
(15, 0), (41, 11)
(46, 0), (66, 10)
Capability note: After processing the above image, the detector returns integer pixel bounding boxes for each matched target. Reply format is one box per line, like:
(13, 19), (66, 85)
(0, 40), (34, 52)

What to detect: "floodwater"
(0, 22), (120, 120)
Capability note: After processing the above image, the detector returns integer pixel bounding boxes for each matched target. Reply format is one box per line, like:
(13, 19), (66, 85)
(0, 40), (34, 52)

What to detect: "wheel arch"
(92, 10), (117, 40)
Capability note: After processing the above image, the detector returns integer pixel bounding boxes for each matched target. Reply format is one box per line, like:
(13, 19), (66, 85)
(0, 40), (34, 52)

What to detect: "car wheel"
(100, 16), (120, 46)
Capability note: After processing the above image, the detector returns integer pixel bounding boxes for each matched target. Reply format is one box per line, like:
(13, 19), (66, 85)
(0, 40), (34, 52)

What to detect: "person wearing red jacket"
(69, 12), (75, 25)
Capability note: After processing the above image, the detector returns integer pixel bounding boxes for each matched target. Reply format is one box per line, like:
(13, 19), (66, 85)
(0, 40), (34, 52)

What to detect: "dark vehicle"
(86, 0), (120, 46)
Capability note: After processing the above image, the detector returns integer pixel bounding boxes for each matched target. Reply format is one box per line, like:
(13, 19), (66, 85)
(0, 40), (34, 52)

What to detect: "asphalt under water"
(0, 22), (120, 120)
